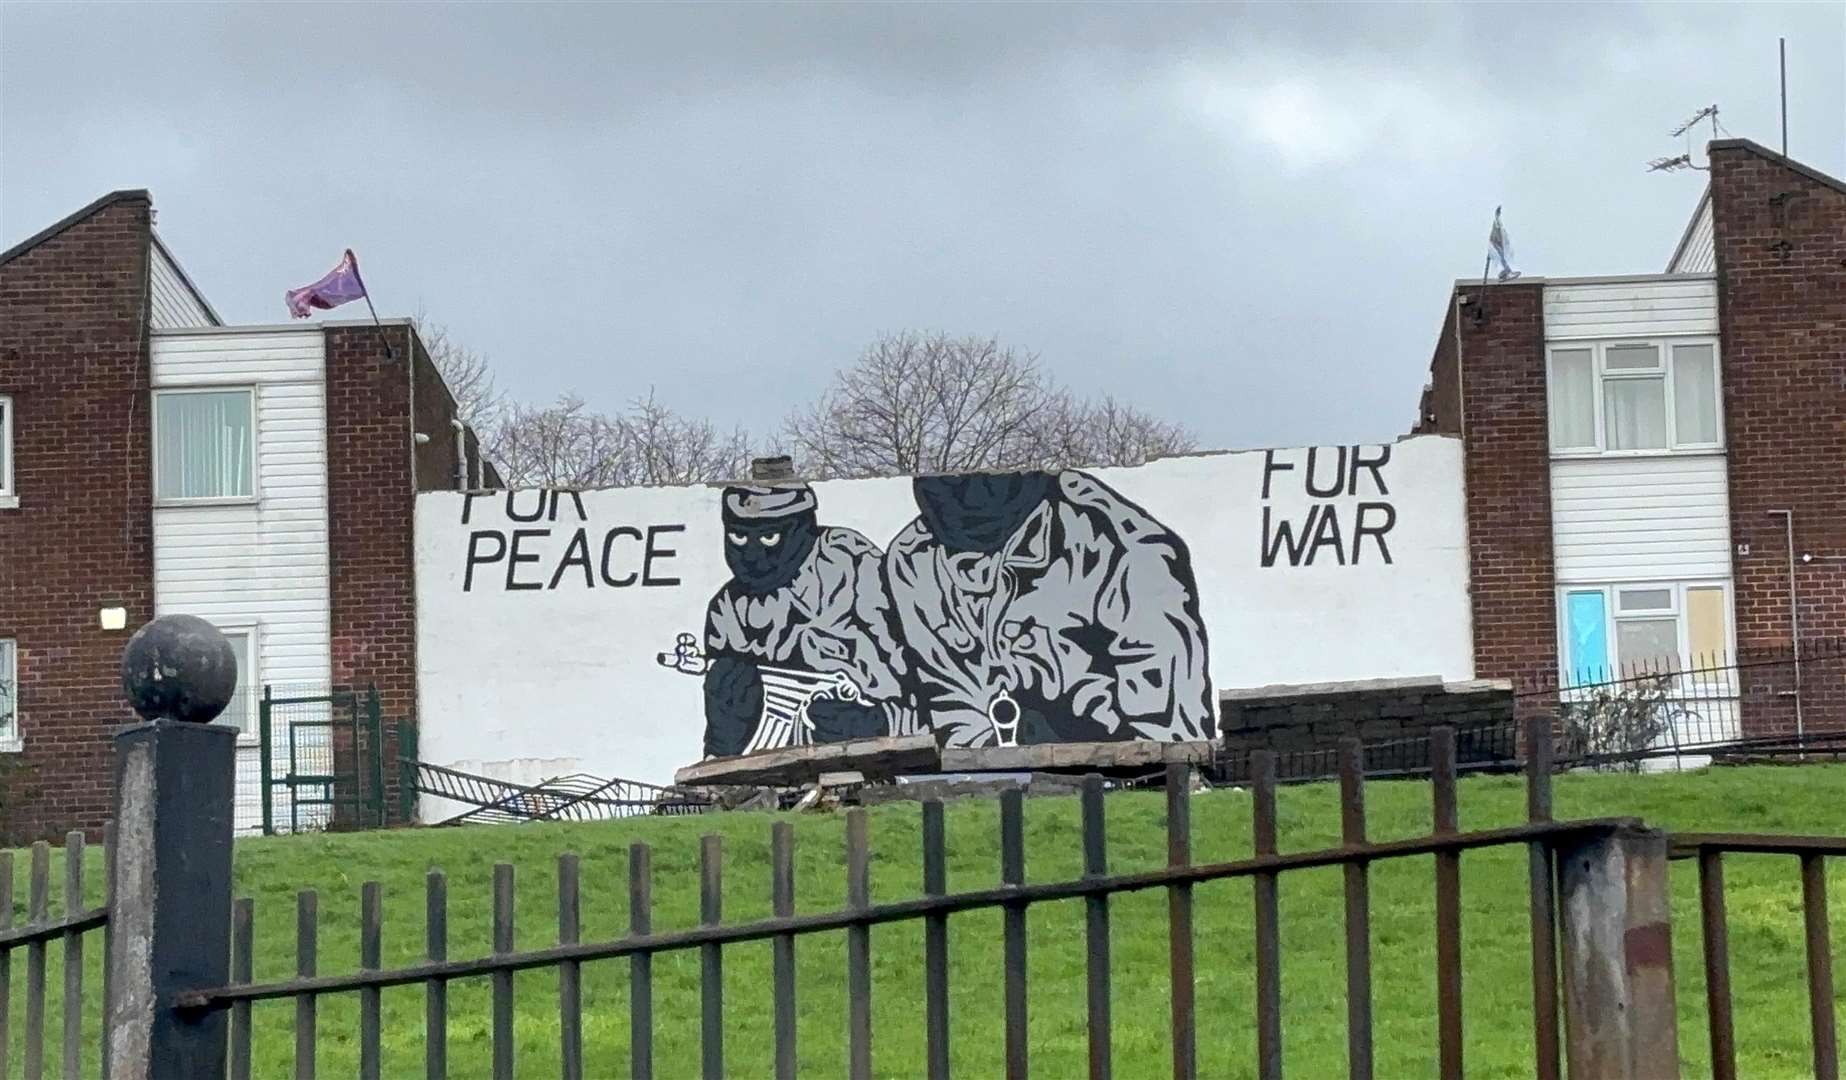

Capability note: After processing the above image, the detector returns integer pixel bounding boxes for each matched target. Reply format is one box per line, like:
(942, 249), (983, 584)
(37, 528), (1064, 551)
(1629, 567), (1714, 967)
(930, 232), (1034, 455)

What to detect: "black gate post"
(105, 720), (238, 1079)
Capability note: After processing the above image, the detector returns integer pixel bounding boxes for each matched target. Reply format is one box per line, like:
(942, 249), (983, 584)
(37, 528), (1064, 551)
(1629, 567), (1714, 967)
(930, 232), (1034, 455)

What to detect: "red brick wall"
(325, 323), (477, 820)
(1710, 141), (1846, 735)
(1447, 283), (1559, 694)
(1412, 299), (1463, 436)
(325, 323), (419, 819)
(0, 195), (155, 844)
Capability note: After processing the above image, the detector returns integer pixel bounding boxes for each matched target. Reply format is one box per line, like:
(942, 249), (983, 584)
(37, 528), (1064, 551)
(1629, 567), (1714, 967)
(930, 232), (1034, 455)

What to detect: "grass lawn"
(7, 763), (1846, 1078)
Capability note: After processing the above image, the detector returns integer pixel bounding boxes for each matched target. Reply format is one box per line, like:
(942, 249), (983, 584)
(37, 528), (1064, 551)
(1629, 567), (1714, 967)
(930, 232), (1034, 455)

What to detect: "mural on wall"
(658, 470), (1213, 754)
(419, 437), (1476, 793)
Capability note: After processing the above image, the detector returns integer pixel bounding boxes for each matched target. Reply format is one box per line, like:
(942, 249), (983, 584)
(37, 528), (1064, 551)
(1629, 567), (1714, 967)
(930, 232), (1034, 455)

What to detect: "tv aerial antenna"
(1647, 104), (1725, 173)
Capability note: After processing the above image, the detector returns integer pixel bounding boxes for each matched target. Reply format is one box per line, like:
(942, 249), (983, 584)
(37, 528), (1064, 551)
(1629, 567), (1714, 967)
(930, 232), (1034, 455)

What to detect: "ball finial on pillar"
(120, 614), (238, 724)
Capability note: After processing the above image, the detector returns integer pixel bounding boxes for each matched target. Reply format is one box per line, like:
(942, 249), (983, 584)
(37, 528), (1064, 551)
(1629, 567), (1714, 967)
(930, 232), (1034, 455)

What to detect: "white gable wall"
(150, 329), (332, 832)
(147, 237), (217, 329)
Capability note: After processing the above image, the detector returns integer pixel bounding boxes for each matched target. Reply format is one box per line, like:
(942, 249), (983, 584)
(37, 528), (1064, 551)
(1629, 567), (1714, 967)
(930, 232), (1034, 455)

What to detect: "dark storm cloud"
(3, 2), (1841, 450)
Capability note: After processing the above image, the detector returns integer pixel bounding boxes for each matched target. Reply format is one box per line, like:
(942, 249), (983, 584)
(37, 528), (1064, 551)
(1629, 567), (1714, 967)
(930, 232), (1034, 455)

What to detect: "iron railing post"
(105, 720), (238, 1079)
(1557, 825), (1680, 1079)
(258, 685), (274, 837)
(366, 686), (385, 827)
(398, 717), (420, 825)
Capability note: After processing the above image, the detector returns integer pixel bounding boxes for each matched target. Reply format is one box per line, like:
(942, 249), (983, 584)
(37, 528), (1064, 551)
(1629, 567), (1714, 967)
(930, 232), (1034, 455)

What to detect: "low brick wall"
(1220, 676), (1515, 759)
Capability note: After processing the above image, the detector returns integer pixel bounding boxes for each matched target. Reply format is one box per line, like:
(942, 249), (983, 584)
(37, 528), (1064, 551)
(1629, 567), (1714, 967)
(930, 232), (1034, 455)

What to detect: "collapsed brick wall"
(0, 195), (155, 844)
(1220, 678), (1516, 771)
(1710, 141), (1846, 737)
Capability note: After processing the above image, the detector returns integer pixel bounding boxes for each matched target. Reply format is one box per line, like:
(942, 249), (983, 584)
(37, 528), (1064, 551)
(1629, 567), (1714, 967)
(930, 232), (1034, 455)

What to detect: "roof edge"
(1664, 184), (1712, 273)
(0, 188), (152, 267)
(150, 230), (223, 326)
(1708, 138), (1846, 197)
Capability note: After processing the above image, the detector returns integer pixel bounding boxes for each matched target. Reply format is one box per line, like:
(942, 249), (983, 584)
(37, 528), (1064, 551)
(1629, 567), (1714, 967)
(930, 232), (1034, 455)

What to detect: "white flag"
(1488, 206), (1520, 281)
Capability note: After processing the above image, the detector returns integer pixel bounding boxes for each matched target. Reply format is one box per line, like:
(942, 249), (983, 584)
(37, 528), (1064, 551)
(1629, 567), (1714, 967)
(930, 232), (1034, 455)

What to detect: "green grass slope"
(7, 764), (1846, 1078)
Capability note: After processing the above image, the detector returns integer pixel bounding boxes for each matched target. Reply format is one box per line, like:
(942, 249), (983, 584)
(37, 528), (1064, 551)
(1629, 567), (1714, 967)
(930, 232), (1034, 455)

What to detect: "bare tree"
(487, 391), (752, 489)
(1029, 393), (1197, 469)
(415, 313), (505, 430)
(784, 331), (1055, 477)
(784, 330), (1194, 478)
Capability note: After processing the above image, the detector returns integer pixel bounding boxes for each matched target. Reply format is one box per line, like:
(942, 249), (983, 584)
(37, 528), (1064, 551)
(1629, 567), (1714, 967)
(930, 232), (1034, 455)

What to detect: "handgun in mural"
(885, 470), (1215, 748)
(656, 632), (869, 755)
(657, 481), (916, 758)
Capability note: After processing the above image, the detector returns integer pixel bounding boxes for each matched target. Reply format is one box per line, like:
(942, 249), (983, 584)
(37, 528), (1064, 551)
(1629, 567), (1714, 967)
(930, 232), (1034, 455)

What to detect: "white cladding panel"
(1669, 197), (1716, 274)
(1543, 279), (1718, 340)
(415, 437), (1476, 804)
(1550, 455), (1732, 582)
(148, 241), (215, 329)
(151, 333), (331, 688)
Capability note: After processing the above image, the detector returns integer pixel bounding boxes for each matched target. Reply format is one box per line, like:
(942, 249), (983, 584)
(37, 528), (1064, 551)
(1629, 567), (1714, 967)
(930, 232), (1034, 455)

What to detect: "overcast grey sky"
(4, 2), (1842, 450)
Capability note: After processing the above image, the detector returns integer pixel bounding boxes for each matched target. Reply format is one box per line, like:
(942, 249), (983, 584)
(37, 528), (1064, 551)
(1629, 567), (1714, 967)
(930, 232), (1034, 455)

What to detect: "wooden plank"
(940, 740), (1216, 776)
(674, 733), (939, 786)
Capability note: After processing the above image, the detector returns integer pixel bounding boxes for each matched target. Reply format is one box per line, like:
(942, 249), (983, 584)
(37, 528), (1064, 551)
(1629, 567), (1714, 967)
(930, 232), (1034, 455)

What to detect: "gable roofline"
(0, 188), (152, 268)
(150, 230), (223, 326)
(1665, 184), (1712, 273)
(1708, 138), (1846, 197)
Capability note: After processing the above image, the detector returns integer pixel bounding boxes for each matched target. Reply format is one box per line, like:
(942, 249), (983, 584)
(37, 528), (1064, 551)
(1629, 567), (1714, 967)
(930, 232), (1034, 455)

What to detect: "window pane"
(1604, 376), (1668, 450)
(216, 631), (252, 734)
(1686, 587), (1727, 661)
(1617, 587), (1673, 613)
(1605, 343), (1661, 371)
(0, 639), (15, 739)
(1566, 591), (1609, 684)
(0, 397), (11, 491)
(1615, 617), (1679, 673)
(1674, 345), (1719, 444)
(1550, 350), (1596, 449)
(156, 391), (253, 500)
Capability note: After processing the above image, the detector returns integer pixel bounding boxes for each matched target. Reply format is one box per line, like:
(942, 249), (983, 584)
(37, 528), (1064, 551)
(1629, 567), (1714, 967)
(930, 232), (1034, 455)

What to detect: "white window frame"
(0, 393), (16, 509)
(1546, 337), (1724, 458)
(1555, 579), (1737, 689)
(151, 386), (260, 506)
(0, 638), (18, 751)
(214, 623), (260, 744)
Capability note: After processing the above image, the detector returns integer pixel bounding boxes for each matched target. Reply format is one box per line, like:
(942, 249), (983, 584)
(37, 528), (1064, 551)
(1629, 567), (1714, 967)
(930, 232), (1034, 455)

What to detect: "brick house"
(1414, 138), (1845, 738)
(0, 190), (495, 843)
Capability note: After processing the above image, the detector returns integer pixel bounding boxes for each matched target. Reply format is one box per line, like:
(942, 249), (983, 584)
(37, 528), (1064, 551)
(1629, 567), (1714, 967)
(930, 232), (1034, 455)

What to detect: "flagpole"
(345, 249), (398, 363)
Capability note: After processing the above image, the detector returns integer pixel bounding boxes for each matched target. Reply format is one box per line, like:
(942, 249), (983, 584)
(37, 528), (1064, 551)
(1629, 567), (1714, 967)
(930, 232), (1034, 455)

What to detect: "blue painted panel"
(1566, 591), (1609, 686)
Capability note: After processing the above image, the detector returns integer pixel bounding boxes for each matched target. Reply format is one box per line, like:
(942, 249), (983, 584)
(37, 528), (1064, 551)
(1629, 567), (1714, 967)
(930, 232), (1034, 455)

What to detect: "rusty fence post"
(105, 720), (239, 1079)
(1557, 825), (1680, 1080)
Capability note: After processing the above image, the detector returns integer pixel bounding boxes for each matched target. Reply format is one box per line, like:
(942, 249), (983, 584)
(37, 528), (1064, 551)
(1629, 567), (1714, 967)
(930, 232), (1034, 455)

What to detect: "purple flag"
(285, 249), (368, 318)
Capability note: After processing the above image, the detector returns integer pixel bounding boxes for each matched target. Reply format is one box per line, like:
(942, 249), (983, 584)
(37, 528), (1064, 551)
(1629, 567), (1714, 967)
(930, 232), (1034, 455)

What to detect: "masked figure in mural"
(883, 470), (1214, 747)
(658, 481), (914, 758)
